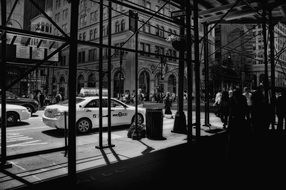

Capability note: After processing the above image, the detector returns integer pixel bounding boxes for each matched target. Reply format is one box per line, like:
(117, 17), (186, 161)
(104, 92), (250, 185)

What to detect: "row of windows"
(60, 46), (177, 65)
(31, 22), (52, 33)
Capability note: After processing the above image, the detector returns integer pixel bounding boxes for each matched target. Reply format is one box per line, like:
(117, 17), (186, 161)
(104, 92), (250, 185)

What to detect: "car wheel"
(132, 114), (144, 125)
(7, 112), (19, 124)
(77, 118), (92, 134)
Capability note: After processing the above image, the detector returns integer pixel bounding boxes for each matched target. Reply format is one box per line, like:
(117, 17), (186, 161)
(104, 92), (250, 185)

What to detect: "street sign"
(171, 10), (185, 18)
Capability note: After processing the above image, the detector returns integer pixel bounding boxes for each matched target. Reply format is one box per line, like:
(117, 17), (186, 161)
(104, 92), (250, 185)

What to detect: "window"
(160, 26), (164, 37)
(156, 25), (160, 36)
(78, 51), (85, 63)
(55, 13), (60, 22)
(90, 11), (96, 22)
(55, 0), (61, 9)
(121, 19), (125, 31)
(146, 44), (150, 56)
(63, 8), (68, 20)
(145, 1), (151, 9)
(62, 24), (67, 33)
(90, 29), (94, 40)
(83, 32), (86, 41)
(94, 28), (98, 39)
(88, 48), (97, 61)
(115, 21), (120, 33)
(85, 100), (99, 108)
(155, 46), (159, 58)
(79, 33), (82, 40)
(140, 42), (145, 55)
(61, 55), (66, 66)
(145, 22), (150, 33)
(103, 25), (106, 36)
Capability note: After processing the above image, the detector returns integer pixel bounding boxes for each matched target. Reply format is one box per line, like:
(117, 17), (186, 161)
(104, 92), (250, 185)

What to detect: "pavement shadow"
(7, 121), (30, 127)
(137, 140), (155, 155)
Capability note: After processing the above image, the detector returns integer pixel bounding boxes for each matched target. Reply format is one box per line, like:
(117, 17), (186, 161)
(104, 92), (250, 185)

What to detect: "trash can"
(145, 108), (165, 140)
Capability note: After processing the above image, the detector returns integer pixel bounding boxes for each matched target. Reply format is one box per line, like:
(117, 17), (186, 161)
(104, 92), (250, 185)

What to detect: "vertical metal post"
(97, 0), (104, 149)
(185, 0), (193, 142)
(1, 0), (11, 169)
(269, 10), (276, 128)
(194, 0), (201, 139)
(203, 22), (210, 127)
(107, 0), (114, 147)
(172, 5), (187, 134)
(135, 13), (139, 128)
(68, 0), (79, 182)
(262, 10), (269, 102)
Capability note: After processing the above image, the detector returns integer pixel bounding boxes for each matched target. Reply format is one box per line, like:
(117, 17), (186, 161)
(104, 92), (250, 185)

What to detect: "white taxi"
(0, 103), (31, 124)
(42, 96), (146, 134)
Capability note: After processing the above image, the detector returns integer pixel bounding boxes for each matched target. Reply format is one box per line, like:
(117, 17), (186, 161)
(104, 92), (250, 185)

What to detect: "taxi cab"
(42, 96), (146, 134)
(0, 103), (30, 124)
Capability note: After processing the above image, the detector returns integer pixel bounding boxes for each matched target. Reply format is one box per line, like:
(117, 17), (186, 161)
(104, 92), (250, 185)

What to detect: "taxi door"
(110, 99), (130, 126)
(83, 99), (107, 128)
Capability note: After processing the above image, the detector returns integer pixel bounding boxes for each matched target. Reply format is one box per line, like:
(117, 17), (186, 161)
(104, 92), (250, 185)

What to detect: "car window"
(85, 99), (99, 108)
(110, 100), (124, 108)
(60, 98), (85, 105)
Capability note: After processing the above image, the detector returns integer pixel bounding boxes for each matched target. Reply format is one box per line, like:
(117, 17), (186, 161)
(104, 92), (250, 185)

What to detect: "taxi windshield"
(60, 98), (85, 105)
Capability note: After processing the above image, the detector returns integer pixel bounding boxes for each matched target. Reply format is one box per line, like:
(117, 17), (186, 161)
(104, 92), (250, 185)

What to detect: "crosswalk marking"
(0, 132), (47, 148)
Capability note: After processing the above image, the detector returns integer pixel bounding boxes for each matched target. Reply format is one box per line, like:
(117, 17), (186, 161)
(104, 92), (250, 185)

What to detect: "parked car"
(0, 90), (39, 114)
(0, 103), (31, 124)
(42, 96), (146, 134)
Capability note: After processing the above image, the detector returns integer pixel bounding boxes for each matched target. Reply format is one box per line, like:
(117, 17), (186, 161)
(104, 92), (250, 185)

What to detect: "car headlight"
(55, 112), (65, 116)
(21, 109), (28, 112)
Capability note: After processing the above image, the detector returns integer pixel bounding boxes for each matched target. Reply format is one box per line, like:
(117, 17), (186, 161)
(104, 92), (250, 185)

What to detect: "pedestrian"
(39, 92), (45, 108)
(276, 89), (286, 133)
(251, 85), (271, 160)
(164, 92), (173, 116)
(213, 90), (222, 117)
(55, 92), (62, 103)
(251, 85), (271, 136)
(228, 87), (250, 161)
(243, 87), (252, 121)
(219, 90), (230, 129)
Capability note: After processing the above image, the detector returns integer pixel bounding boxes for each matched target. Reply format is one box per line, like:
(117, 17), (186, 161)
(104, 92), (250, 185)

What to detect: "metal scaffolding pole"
(0, 0), (12, 169)
(172, 6), (187, 134)
(194, 0), (201, 139)
(262, 10), (269, 102)
(67, 0), (79, 183)
(269, 10), (276, 128)
(107, 0), (114, 147)
(185, 0), (193, 142)
(97, 0), (104, 149)
(203, 22), (211, 127)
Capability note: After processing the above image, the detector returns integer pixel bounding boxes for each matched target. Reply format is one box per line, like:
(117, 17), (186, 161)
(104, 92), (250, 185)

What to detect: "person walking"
(219, 90), (230, 129)
(243, 87), (252, 121)
(39, 92), (45, 108)
(213, 90), (222, 117)
(276, 89), (286, 133)
(228, 87), (249, 161)
(164, 92), (173, 116)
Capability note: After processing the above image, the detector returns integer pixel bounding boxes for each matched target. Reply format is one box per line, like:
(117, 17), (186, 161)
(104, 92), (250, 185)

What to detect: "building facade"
(49, 0), (215, 101)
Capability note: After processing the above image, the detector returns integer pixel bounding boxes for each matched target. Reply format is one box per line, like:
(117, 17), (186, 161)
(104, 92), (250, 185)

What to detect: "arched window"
(121, 19), (125, 31)
(115, 21), (120, 33)
(87, 74), (96, 87)
(168, 74), (176, 94)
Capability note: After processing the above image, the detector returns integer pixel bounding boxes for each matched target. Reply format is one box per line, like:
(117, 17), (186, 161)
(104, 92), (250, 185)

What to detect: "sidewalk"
(5, 113), (286, 189)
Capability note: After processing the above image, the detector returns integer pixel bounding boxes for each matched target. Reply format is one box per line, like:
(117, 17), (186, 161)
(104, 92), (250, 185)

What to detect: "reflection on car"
(42, 96), (146, 134)
(0, 104), (31, 124)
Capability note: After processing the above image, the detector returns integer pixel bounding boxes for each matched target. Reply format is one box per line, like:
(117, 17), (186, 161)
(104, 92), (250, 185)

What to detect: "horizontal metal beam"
(0, 26), (69, 42)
